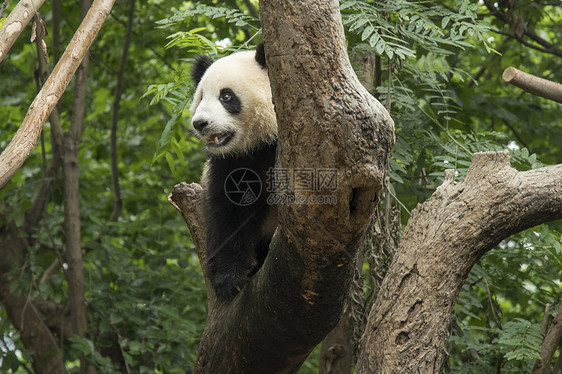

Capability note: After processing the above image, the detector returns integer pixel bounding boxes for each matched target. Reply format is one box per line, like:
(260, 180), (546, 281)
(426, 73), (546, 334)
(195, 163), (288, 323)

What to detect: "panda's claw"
(211, 269), (250, 301)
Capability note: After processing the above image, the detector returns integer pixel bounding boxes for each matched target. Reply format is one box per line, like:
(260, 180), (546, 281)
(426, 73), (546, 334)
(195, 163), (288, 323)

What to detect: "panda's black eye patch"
(219, 88), (241, 114)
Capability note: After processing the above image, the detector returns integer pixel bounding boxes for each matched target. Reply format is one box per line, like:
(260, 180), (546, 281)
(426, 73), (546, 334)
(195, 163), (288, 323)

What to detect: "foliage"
(496, 318), (542, 361)
(156, 4), (260, 32)
(450, 225), (561, 372)
(1, 0), (208, 372)
(0, 0), (560, 372)
(340, 0), (561, 372)
(341, 0), (491, 207)
(341, 0), (494, 59)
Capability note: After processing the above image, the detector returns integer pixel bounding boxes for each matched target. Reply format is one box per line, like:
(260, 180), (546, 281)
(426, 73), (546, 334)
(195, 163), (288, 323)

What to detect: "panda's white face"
(190, 50), (277, 156)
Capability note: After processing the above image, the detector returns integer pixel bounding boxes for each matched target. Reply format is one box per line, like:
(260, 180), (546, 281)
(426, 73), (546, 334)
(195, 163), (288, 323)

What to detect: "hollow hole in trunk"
(349, 187), (376, 218)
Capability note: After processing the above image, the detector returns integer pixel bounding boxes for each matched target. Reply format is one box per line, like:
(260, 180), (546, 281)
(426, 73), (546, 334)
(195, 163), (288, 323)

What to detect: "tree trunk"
(0, 223), (66, 373)
(63, 2), (97, 373)
(355, 152), (562, 373)
(169, 1), (395, 372)
(318, 300), (354, 374)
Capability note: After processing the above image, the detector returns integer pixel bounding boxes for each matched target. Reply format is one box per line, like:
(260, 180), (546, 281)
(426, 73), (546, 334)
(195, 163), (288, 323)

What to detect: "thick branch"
(0, 0), (116, 190)
(502, 67), (562, 103)
(356, 152), (562, 373)
(168, 183), (214, 307)
(0, 0), (48, 64)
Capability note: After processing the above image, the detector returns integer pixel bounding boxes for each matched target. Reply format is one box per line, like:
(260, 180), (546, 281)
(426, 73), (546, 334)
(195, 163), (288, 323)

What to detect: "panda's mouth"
(206, 132), (234, 147)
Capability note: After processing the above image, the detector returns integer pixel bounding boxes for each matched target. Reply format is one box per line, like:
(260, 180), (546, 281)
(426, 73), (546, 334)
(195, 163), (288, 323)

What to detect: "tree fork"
(170, 0), (394, 372)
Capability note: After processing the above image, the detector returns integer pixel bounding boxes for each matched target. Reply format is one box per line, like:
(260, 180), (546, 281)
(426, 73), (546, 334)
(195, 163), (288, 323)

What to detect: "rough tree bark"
(318, 51), (386, 374)
(169, 0), (395, 372)
(355, 151), (562, 373)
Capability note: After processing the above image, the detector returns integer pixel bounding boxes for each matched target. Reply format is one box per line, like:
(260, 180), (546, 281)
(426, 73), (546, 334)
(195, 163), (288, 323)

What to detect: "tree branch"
(502, 67), (562, 103)
(0, 0), (9, 19)
(0, 0), (117, 190)
(532, 302), (562, 374)
(108, 0), (135, 223)
(355, 151), (562, 373)
(24, 14), (64, 232)
(168, 183), (214, 306)
(483, 0), (562, 58)
(0, 0), (48, 64)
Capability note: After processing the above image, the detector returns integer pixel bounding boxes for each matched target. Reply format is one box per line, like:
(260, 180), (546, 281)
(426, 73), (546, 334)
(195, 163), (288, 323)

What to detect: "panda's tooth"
(214, 136), (219, 143)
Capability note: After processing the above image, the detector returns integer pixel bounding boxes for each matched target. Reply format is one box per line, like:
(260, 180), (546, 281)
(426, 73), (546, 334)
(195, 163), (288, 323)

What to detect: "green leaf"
(362, 25), (374, 41)
(375, 39), (386, 55)
(369, 32), (381, 48)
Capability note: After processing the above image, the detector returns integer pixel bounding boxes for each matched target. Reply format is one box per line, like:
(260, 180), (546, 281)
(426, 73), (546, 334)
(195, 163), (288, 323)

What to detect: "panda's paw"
(211, 270), (250, 301)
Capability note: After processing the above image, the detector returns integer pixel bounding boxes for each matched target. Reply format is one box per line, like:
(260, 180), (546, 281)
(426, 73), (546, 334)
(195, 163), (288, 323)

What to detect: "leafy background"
(0, 0), (561, 372)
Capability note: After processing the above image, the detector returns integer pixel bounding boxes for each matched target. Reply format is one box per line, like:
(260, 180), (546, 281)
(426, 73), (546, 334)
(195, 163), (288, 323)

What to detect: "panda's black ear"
(191, 55), (214, 86)
(255, 42), (266, 69)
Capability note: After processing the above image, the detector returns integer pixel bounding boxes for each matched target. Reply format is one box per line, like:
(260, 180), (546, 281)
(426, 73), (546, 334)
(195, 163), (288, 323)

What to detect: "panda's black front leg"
(206, 201), (267, 301)
(206, 233), (256, 300)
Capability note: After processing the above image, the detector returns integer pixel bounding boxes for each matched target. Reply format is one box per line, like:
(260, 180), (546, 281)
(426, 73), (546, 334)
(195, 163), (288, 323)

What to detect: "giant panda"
(190, 44), (278, 301)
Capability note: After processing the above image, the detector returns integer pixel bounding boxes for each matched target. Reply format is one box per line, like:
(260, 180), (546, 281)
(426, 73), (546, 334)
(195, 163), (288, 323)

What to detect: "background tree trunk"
(0, 223), (66, 373)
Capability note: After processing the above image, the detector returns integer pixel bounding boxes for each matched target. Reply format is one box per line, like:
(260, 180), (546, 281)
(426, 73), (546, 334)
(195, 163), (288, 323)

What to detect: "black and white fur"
(190, 44), (278, 300)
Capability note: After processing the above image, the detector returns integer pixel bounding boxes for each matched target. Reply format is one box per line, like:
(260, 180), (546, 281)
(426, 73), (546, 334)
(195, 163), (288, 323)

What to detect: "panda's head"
(190, 44), (277, 156)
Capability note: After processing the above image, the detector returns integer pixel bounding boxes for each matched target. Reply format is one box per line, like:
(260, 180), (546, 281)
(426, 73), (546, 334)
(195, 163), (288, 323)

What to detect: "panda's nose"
(193, 119), (208, 132)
